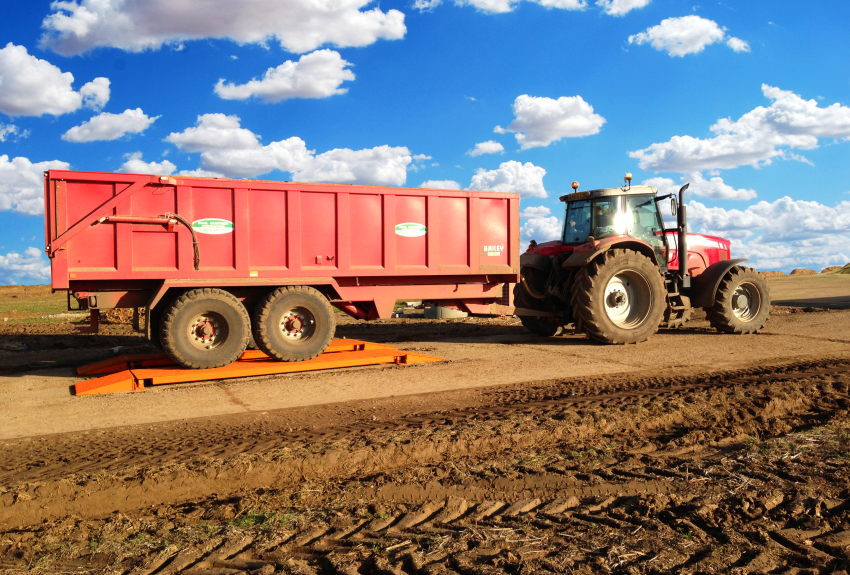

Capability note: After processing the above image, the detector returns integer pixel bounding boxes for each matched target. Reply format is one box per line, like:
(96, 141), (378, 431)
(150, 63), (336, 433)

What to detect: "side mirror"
(671, 199), (677, 216)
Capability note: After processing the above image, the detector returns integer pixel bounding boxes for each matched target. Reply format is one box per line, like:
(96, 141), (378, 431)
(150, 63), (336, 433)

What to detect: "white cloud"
(117, 152), (176, 175)
(214, 50), (355, 103)
(726, 37), (750, 52)
(687, 197), (850, 271)
(495, 95), (605, 149)
(642, 172), (757, 201)
(167, 114), (412, 185)
(469, 140), (505, 157)
(628, 16), (742, 57)
(40, 0), (406, 55)
(177, 169), (225, 178)
(0, 247), (51, 285)
(62, 108), (159, 142)
(414, 0), (443, 11)
(630, 85), (850, 172)
(468, 161), (547, 198)
(294, 146), (412, 186)
(0, 155), (71, 215)
(596, 0), (650, 16)
(519, 206), (562, 242)
(421, 180), (461, 190)
(0, 43), (109, 116)
(0, 123), (26, 142)
(457, 0), (585, 13)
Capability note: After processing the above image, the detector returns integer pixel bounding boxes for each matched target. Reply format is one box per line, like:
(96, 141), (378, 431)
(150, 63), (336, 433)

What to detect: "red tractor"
(515, 175), (770, 343)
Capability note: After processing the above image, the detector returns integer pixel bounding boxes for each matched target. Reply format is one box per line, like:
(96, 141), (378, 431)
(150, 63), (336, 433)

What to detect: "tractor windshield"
(563, 197), (623, 244)
(626, 195), (667, 267)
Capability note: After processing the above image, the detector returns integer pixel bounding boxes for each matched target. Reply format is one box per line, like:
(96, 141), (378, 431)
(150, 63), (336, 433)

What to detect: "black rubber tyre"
(253, 286), (335, 361)
(570, 249), (666, 344)
(705, 266), (770, 334)
(513, 271), (563, 337)
(160, 288), (251, 369)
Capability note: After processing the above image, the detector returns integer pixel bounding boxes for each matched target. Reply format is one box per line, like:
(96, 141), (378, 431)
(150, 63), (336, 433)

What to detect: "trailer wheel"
(705, 266), (770, 334)
(160, 288), (251, 369)
(253, 286), (335, 361)
(513, 271), (563, 337)
(570, 249), (666, 344)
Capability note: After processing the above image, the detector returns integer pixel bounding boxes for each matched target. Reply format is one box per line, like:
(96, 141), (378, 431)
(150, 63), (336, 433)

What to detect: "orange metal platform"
(74, 339), (443, 396)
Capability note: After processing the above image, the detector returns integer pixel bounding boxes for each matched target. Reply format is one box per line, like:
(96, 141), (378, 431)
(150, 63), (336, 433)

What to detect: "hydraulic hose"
(166, 212), (201, 270)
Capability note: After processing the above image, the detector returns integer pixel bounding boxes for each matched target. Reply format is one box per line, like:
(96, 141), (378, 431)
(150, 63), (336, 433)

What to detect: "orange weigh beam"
(131, 349), (444, 386)
(76, 339), (394, 375)
(74, 370), (143, 395)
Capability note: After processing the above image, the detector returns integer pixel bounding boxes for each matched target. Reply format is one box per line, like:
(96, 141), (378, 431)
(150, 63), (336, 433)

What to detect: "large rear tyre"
(253, 286), (335, 361)
(513, 271), (563, 337)
(160, 288), (251, 369)
(705, 266), (770, 334)
(570, 249), (666, 344)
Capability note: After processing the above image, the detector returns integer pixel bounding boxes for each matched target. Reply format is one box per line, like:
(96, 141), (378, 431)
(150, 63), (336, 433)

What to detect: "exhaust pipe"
(678, 183), (690, 287)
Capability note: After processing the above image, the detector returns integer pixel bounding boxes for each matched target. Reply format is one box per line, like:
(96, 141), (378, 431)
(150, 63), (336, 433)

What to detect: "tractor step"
(74, 339), (444, 396)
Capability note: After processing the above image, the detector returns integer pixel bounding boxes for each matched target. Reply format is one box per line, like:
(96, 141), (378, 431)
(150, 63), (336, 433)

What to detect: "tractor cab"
(559, 181), (668, 272)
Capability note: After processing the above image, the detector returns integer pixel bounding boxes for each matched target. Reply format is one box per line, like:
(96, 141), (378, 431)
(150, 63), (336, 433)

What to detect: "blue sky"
(0, 0), (848, 284)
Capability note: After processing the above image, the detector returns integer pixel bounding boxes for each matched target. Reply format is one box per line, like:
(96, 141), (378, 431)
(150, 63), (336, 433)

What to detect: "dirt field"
(1, 282), (850, 574)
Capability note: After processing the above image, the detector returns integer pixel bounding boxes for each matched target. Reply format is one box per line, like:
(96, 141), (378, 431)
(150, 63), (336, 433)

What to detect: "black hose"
(166, 212), (200, 270)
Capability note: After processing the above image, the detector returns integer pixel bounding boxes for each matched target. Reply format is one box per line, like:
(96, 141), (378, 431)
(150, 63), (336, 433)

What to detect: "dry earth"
(1, 281), (850, 574)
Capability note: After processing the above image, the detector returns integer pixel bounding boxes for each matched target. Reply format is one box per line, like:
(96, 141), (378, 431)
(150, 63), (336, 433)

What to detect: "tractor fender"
(686, 259), (748, 308)
(561, 245), (610, 268)
(519, 253), (553, 272)
(561, 239), (659, 269)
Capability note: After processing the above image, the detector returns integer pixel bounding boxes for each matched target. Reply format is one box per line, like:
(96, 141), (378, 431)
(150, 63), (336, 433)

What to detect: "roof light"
(571, 181), (579, 191)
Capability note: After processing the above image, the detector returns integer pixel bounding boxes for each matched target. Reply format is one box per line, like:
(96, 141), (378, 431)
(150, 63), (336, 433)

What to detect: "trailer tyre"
(160, 288), (251, 369)
(570, 249), (666, 344)
(253, 286), (336, 362)
(705, 266), (770, 334)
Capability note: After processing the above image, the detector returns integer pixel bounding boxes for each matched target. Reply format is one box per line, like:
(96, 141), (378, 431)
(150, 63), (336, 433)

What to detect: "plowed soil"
(1, 286), (850, 574)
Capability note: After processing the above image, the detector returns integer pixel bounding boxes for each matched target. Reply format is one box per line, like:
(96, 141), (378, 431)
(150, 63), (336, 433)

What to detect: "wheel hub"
(187, 313), (228, 351)
(732, 282), (760, 321)
(281, 310), (314, 339)
(194, 319), (217, 341)
(603, 271), (652, 328)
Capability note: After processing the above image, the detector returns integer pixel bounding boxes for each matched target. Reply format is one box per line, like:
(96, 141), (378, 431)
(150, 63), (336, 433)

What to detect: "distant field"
(766, 273), (850, 309)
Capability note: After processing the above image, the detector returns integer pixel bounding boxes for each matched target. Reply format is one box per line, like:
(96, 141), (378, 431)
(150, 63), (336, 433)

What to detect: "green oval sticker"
(192, 218), (234, 235)
(395, 222), (427, 238)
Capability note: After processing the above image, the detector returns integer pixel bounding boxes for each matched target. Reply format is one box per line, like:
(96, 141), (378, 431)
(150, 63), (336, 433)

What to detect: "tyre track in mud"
(2, 354), (849, 486)
(3, 365), (850, 574)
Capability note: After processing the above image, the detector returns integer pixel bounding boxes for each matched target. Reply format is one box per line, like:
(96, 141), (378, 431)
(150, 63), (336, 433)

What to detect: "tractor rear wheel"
(160, 288), (252, 369)
(570, 249), (666, 344)
(253, 286), (336, 361)
(513, 270), (563, 337)
(705, 266), (770, 334)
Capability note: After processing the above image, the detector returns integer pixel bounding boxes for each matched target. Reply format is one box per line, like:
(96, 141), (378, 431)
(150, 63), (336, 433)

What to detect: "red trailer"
(44, 171), (519, 368)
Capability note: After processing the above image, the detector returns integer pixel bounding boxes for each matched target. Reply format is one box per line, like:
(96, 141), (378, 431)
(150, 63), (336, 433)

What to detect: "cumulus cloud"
(596, 0), (650, 16)
(628, 16), (744, 57)
(519, 205), (562, 242)
(469, 141), (504, 157)
(687, 197), (850, 271)
(0, 155), (71, 215)
(117, 152), (176, 175)
(495, 95), (605, 149)
(642, 172), (757, 201)
(62, 108), (159, 142)
(177, 169), (225, 178)
(630, 85), (850, 172)
(0, 43), (109, 116)
(293, 146), (412, 186)
(413, 0), (443, 10)
(0, 247), (51, 285)
(40, 0), (406, 55)
(214, 50), (355, 103)
(166, 114), (412, 185)
(421, 180), (461, 190)
(468, 161), (547, 198)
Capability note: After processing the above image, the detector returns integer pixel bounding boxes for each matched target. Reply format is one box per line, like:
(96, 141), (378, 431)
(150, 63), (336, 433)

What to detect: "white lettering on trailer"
(484, 245), (504, 256)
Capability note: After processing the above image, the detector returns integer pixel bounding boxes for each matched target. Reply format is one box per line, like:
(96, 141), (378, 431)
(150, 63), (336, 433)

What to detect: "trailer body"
(44, 171), (519, 338)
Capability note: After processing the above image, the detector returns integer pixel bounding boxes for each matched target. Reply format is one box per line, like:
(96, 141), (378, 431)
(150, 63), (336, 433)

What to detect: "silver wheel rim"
(732, 282), (761, 321)
(280, 307), (316, 341)
(188, 312), (229, 351)
(604, 270), (653, 328)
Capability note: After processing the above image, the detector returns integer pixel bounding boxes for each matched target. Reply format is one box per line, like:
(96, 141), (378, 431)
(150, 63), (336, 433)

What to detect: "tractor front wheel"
(705, 266), (770, 334)
(570, 249), (666, 344)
